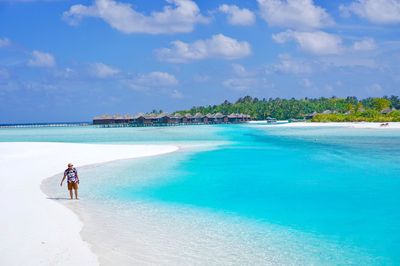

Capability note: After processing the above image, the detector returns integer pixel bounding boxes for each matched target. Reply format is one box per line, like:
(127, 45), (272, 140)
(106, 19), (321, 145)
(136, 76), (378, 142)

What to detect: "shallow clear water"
(0, 125), (226, 145)
(14, 124), (400, 265)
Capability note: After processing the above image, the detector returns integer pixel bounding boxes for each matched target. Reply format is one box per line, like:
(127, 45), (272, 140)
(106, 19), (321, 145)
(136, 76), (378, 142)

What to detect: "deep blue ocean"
(4, 124), (400, 265)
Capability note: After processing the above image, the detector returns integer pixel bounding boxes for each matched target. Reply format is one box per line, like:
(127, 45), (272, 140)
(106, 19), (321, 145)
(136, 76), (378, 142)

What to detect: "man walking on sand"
(60, 163), (79, 200)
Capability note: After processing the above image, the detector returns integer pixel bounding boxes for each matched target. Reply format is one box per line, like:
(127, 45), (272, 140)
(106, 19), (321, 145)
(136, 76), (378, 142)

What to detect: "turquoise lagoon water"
(5, 124), (400, 265)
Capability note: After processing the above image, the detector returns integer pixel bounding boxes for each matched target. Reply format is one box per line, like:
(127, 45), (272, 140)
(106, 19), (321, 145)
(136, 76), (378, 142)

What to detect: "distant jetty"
(0, 122), (90, 129)
(93, 113), (251, 127)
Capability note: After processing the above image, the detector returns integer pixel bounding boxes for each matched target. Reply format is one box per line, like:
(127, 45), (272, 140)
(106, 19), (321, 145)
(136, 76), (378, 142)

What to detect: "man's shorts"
(67, 182), (78, 190)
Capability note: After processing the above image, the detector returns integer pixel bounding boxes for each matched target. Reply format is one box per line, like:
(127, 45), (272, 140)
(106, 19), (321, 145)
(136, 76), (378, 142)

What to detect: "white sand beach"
(0, 142), (178, 266)
(248, 121), (400, 129)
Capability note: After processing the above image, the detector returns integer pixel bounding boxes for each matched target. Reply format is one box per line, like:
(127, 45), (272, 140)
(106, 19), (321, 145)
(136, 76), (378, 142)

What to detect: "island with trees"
(175, 96), (400, 122)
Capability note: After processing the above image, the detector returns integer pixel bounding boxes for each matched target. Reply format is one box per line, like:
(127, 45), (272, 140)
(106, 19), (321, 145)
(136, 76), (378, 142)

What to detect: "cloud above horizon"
(126, 71), (179, 90)
(63, 0), (209, 34)
(218, 4), (255, 26)
(340, 0), (400, 24)
(27, 50), (56, 67)
(90, 62), (120, 78)
(352, 38), (377, 51)
(156, 34), (251, 63)
(258, 0), (334, 29)
(271, 54), (313, 74)
(273, 30), (343, 55)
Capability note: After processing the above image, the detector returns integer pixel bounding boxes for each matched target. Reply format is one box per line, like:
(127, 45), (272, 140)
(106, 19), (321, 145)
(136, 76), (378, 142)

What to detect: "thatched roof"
(113, 115), (124, 120)
(133, 113), (146, 119)
(93, 114), (113, 120)
(214, 112), (224, 118)
(228, 113), (237, 118)
(144, 113), (158, 119)
(193, 112), (204, 118)
(172, 113), (183, 119)
(381, 108), (392, 114)
(206, 113), (214, 118)
(156, 113), (170, 119)
(123, 114), (133, 119)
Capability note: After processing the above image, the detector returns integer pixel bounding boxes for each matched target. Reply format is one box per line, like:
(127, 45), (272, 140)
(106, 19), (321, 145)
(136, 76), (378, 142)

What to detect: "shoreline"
(247, 121), (400, 129)
(0, 142), (178, 266)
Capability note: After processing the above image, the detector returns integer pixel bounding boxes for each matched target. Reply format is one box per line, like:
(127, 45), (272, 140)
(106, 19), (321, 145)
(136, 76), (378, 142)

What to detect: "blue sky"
(0, 0), (399, 123)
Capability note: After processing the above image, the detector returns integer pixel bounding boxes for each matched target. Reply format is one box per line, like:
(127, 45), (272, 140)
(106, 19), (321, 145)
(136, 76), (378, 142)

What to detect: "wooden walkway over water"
(0, 123), (90, 129)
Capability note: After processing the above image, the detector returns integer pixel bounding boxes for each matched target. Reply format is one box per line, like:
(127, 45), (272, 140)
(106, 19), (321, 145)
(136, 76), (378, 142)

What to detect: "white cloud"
(90, 62), (119, 78)
(352, 38), (377, 51)
(63, 0), (209, 34)
(128, 71), (178, 90)
(222, 78), (259, 91)
(258, 0), (334, 29)
(171, 89), (184, 99)
(272, 54), (312, 74)
(156, 34), (251, 63)
(272, 30), (343, 55)
(54, 67), (77, 79)
(232, 63), (251, 77)
(0, 38), (11, 48)
(27, 50), (56, 67)
(223, 64), (271, 91)
(340, 0), (400, 24)
(218, 4), (255, 25)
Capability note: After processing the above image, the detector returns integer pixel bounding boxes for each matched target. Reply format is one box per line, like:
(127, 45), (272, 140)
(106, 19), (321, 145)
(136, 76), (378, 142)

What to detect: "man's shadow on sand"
(46, 197), (75, 201)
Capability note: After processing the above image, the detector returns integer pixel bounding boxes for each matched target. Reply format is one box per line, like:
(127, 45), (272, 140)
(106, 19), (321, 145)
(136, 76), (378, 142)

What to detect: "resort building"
(381, 108), (396, 115)
(92, 114), (133, 125)
(93, 113), (251, 127)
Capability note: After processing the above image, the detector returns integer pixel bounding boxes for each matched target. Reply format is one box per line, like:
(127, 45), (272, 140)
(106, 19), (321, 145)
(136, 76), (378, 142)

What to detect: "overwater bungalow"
(133, 113), (146, 125)
(93, 114), (114, 125)
(156, 113), (172, 124)
(92, 114), (134, 126)
(182, 113), (193, 124)
(213, 113), (224, 123)
(171, 113), (183, 124)
(206, 113), (214, 124)
(115, 114), (134, 124)
(193, 113), (204, 123)
(228, 113), (241, 123)
(93, 112), (252, 127)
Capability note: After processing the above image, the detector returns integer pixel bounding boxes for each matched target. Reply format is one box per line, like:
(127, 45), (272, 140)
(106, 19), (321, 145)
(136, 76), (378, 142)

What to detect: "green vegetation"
(175, 95), (400, 122)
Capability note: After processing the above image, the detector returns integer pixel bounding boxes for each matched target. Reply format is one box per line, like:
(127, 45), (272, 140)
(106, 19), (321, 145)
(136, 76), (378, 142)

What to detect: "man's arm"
(75, 168), (79, 183)
(60, 174), (66, 186)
